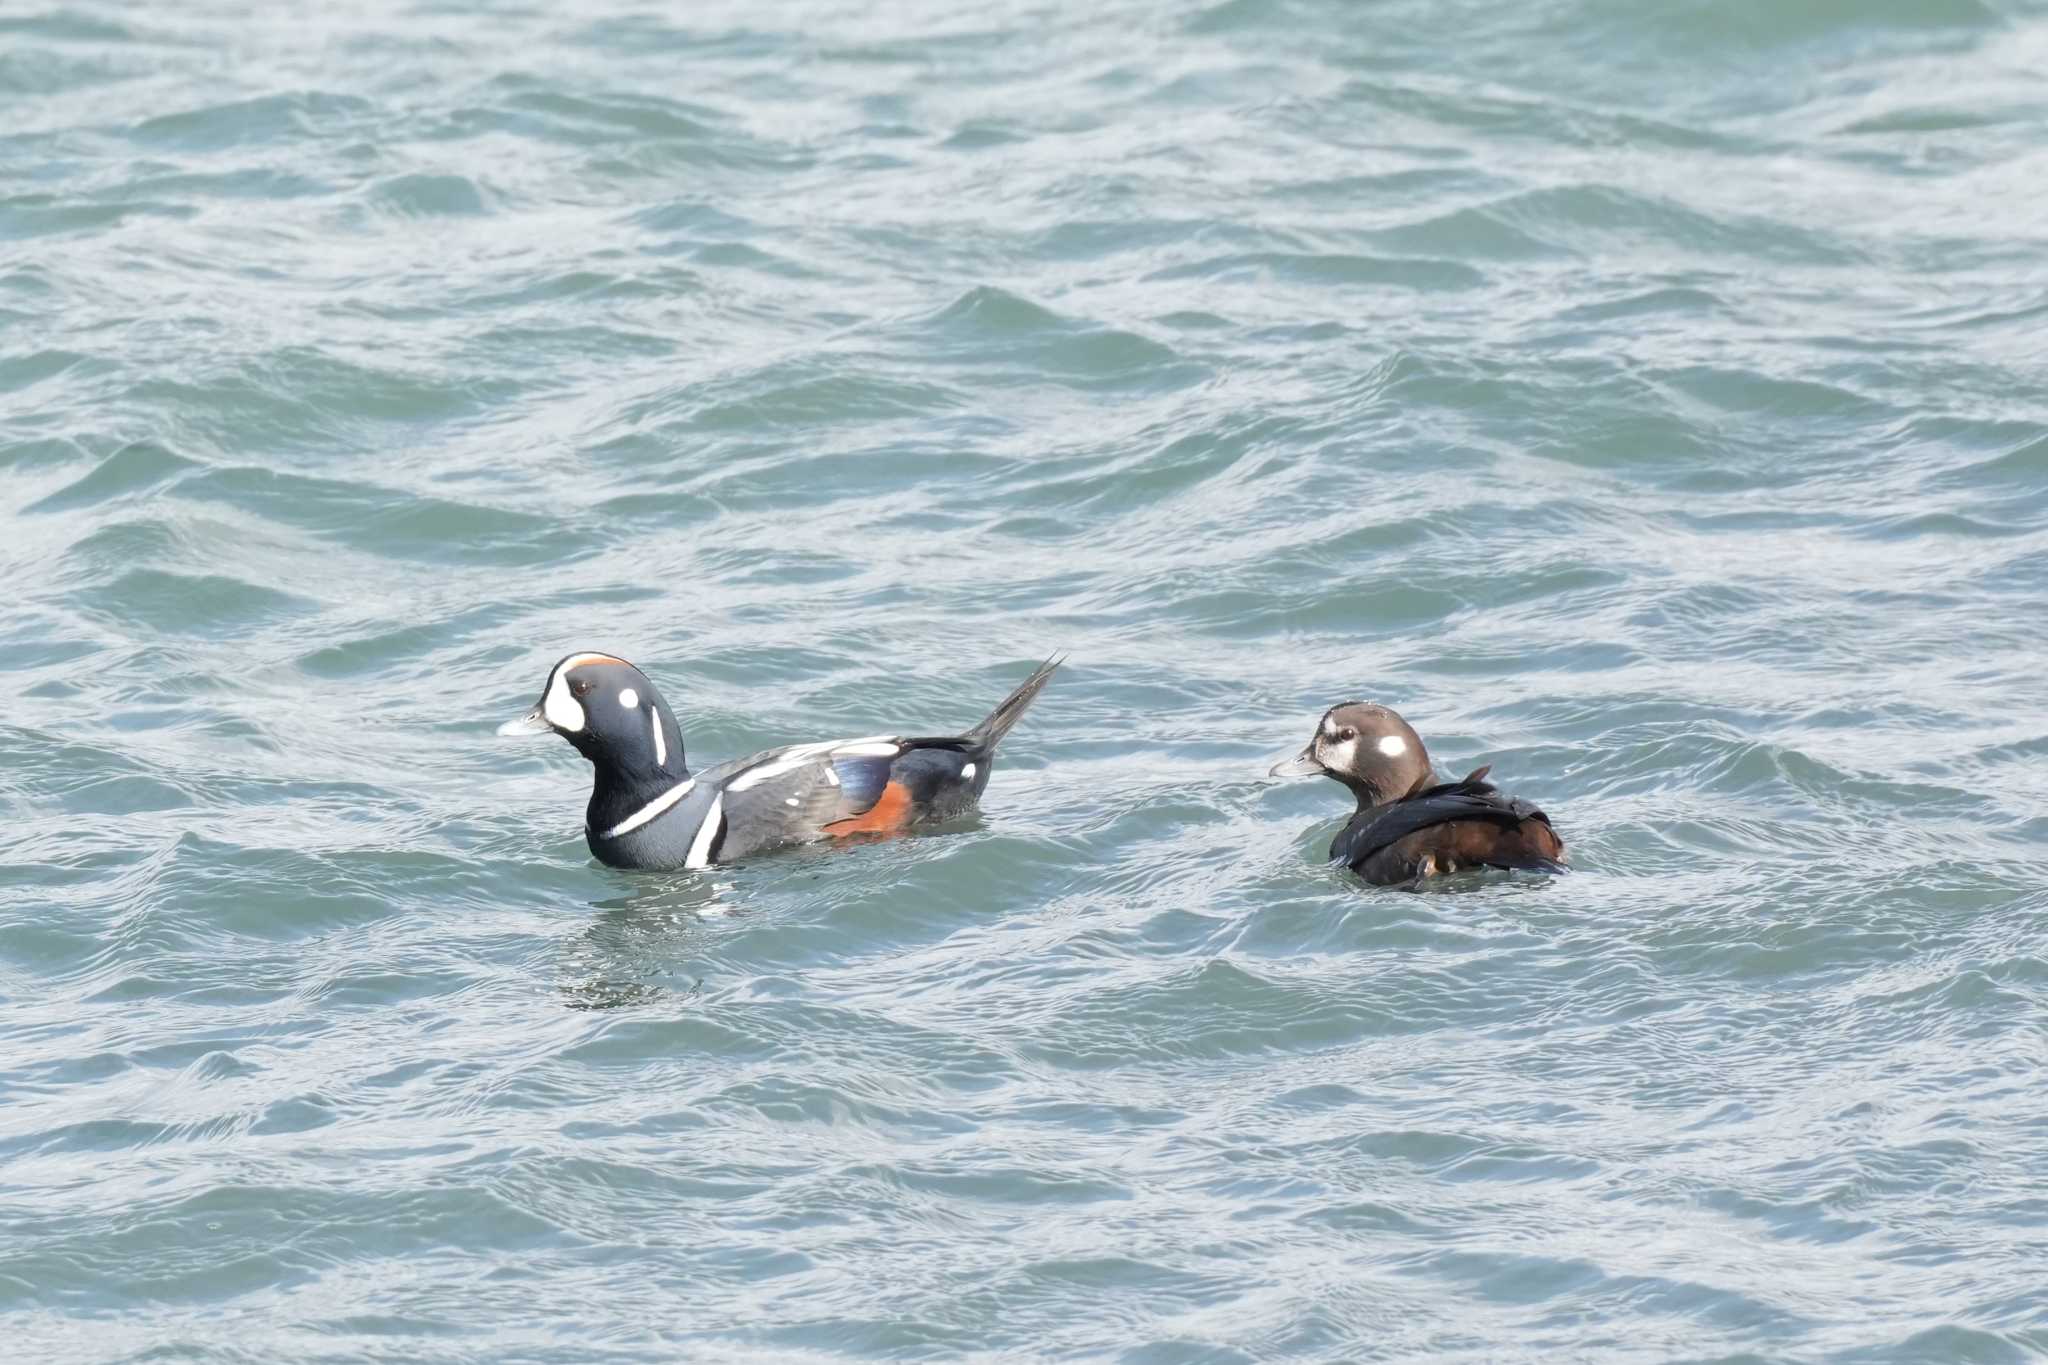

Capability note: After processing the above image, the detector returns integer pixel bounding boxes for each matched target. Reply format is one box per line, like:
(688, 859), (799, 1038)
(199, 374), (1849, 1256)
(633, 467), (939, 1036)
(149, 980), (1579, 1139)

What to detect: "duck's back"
(1332, 773), (1565, 885)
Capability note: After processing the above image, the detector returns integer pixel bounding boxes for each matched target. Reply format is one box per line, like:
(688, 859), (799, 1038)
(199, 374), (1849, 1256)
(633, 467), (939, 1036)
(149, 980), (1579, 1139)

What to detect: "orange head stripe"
(823, 781), (915, 836)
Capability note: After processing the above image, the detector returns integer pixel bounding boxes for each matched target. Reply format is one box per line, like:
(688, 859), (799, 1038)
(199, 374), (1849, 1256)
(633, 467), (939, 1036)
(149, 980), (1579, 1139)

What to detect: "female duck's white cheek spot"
(1377, 735), (1408, 757)
(618, 688), (639, 710)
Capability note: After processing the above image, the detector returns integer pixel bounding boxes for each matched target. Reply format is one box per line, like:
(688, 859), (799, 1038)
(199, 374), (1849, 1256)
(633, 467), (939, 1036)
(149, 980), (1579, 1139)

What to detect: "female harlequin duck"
(1270, 702), (1566, 885)
(499, 652), (1061, 871)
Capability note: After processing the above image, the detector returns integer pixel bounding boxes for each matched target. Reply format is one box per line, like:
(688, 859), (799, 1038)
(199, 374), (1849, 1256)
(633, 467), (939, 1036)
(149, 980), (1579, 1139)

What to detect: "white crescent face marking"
(651, 710), (666, 767)
(618, 688), (639, 709)
(542, 668), (585, 733)
(540, 652), (623, 734)
(1377, 735), (1407, 757)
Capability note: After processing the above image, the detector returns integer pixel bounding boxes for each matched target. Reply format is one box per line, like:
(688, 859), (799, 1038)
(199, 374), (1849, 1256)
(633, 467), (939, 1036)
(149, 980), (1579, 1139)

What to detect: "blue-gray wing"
(712, 737), (906, 858)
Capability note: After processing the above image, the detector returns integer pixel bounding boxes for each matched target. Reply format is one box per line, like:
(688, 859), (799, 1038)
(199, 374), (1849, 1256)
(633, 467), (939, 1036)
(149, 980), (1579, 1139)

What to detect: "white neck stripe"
(685, 793), (724, 869)
(600, 777), (695, 839)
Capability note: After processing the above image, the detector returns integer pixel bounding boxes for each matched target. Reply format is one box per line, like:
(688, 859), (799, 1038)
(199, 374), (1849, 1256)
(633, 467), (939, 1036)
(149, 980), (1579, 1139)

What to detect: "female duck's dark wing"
(1332, 776), (1566, 885)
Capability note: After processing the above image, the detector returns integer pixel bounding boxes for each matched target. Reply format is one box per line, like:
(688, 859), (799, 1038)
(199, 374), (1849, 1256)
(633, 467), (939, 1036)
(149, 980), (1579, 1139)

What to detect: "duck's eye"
(570, 677), (596, 699)
(1338, 727), (1357, 742)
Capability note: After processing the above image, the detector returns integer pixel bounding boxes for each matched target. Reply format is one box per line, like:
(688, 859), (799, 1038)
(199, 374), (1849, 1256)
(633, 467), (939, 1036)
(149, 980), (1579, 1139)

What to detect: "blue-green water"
(6, 1), (2048, 1360)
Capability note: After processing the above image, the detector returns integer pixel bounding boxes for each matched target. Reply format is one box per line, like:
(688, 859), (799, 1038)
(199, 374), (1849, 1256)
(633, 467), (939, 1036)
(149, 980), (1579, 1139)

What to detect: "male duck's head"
(498, 652), (684, 782)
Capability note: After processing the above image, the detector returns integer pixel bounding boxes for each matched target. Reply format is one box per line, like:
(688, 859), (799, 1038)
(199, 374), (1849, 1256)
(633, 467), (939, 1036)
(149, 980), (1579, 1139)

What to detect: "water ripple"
(4, 0), (2047, 1361)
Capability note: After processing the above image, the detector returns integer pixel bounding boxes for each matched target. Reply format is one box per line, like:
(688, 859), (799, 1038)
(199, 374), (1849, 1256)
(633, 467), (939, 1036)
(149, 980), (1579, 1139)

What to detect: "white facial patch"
(651, 711), (666, 767)
(539, 652), (625, 734)
(1324, 738), (1358, 770)
(541, 667), (585, 733)
(618, 688), (639, 710)
(1377, 734), (1408, 757)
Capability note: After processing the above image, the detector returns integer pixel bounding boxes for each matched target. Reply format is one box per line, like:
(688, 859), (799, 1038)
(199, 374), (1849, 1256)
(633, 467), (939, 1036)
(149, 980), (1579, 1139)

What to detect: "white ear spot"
(1377, 735), (1407, 757)
(961, 762), (977, 779)
(618, 688), (639, 709)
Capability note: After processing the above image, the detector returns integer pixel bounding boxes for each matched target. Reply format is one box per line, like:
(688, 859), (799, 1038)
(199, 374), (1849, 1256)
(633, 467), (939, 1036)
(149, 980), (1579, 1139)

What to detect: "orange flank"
(822, 780), (915, 836)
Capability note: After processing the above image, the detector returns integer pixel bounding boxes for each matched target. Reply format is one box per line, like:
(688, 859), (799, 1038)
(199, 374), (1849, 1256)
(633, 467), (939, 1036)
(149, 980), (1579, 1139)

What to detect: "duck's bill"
(496, 706), (551, 737)
(1268, 748), (1323, 778)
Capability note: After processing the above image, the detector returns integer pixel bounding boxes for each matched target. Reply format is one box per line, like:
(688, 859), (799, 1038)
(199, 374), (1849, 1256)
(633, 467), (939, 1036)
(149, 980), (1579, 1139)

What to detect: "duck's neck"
(1340, 775), (1392, 813)
(589, 759), (691, 829)
(1344, 769), (1433, 814)
(579, 712), (691, 833)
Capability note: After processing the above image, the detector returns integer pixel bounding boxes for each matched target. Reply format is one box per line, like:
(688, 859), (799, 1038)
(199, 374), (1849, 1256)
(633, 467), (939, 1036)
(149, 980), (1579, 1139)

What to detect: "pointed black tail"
(958, 653), (1064, 755)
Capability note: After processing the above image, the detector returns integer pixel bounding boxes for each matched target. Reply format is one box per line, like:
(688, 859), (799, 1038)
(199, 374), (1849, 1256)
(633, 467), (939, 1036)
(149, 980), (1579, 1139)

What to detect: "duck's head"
(1269, 701), (1430, 806)
(497, 651), (684, 782)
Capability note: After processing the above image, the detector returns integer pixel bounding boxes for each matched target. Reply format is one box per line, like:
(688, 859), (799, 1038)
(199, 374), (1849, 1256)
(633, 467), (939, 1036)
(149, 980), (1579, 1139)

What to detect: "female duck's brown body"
(1272, 702), (1566, 886)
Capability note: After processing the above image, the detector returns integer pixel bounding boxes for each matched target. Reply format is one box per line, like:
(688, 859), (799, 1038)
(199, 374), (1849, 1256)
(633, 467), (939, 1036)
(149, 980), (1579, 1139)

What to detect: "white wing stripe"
(725, 735), (900, 790)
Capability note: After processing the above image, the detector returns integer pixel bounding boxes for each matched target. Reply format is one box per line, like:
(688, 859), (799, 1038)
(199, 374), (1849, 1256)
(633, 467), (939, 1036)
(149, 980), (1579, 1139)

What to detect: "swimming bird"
(1270, 702), (1566, 885)
(498, 653), (1061, 871)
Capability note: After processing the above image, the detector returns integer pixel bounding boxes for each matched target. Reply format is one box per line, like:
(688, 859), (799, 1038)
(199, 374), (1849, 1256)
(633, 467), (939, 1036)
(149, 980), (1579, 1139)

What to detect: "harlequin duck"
(498, 652), (1062, 871)
(1270, 702), (1566, 885)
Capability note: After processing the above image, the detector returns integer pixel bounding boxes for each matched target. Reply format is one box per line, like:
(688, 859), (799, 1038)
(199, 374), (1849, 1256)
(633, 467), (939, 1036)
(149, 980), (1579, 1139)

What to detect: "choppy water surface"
(5, 0), (2048, 1359)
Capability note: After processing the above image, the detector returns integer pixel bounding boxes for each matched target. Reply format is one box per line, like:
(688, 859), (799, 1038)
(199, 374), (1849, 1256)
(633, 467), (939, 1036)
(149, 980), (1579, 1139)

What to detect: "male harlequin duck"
(1270, 702), (1566, 885)
(498, 652), (1062, 871)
